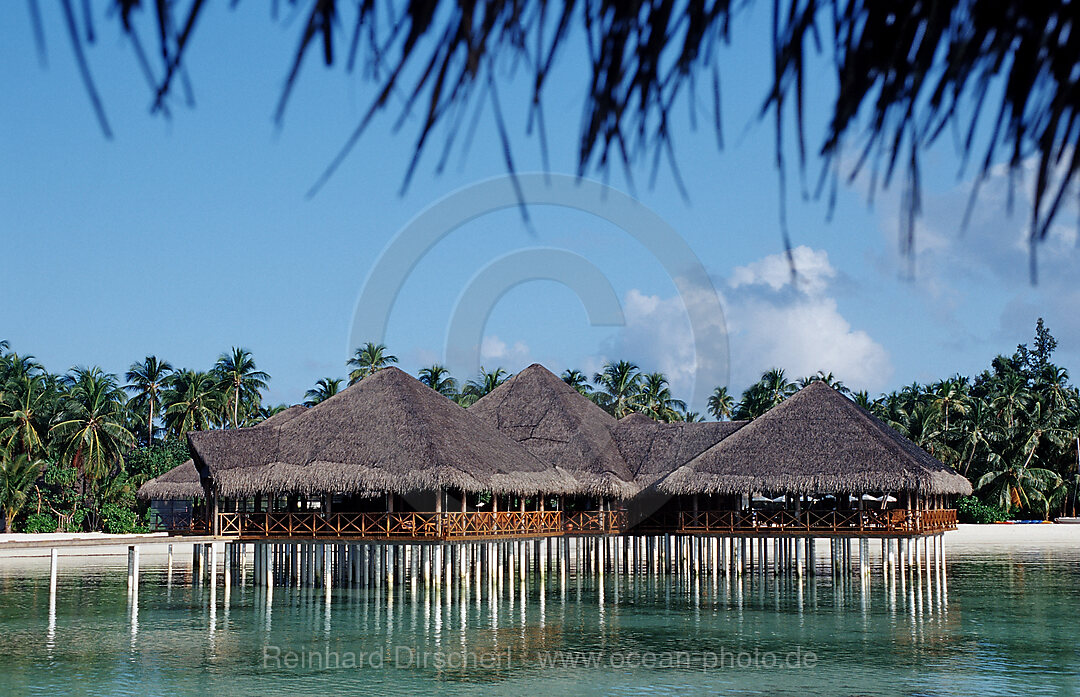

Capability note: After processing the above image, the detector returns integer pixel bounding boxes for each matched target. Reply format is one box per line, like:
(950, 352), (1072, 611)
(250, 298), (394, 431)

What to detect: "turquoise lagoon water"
(0, 542), (1078, 696)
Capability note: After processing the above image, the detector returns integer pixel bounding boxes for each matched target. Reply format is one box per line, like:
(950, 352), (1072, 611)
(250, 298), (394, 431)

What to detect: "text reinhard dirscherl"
(261, 645), (819, 672)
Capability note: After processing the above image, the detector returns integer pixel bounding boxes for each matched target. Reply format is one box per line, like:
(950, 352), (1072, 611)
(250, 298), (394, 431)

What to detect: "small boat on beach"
(1054, 517), (1080, 524)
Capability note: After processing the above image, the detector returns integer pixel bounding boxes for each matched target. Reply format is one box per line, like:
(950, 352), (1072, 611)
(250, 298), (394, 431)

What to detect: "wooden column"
(211, 490), (220, 537)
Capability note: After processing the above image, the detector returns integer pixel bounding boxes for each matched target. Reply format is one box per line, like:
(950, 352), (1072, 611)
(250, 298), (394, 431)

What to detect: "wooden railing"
(565, 510), (627, 534)
(158, 511), (208, 533)
(677, 509), (957, 535)
(214, 510), (568, 540)
(203, 508), (957, 539)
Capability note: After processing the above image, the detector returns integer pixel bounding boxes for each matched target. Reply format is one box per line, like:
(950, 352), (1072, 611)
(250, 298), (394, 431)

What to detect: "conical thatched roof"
(259, 404), (309, 427)
(136, 459), (204, 500)
(469, 364), (638, 498)
(657, 381), (973, 496)
(137, 405), (309, 500)
(189, 367), (577, 498)
(613, 412), (747, 487)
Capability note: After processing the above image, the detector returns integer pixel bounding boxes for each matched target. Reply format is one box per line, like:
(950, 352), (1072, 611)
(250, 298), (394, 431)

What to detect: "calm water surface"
(0, 542), (1078, 696)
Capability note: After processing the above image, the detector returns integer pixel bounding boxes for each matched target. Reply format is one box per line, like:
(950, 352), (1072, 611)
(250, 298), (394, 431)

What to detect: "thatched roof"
(189, 367), (578, 498)
(469, 364), (638, 498)
(613, 413), (746, 488)
(259, 404), (308, 427)
(657, 381), (973, 497)
(137, 405), (309, 500)
(136, 459), (204, 500)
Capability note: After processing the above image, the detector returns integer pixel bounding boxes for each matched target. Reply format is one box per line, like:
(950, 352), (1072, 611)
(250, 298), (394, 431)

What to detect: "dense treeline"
(1, 319), (1076, 532)
(0, 347), (280, 534)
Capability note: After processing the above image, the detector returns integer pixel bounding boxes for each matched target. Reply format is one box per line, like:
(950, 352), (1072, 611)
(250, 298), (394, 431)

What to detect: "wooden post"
(211, 491), (220, 537)
(435, 487), (443, 538)
(127, 545), (140, 592)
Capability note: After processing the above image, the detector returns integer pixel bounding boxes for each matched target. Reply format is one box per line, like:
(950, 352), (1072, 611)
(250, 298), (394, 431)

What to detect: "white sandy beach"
(0, 524), (1075, 563)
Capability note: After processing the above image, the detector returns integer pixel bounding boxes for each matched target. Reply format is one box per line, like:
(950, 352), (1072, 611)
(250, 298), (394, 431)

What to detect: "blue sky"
(2, 3), (1079, 412)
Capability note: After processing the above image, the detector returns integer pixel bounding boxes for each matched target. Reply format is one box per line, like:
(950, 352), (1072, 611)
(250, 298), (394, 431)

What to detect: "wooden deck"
(182, 508), (957, 540)
(205, 510), (628, 540)
(675, 508), (958, 536)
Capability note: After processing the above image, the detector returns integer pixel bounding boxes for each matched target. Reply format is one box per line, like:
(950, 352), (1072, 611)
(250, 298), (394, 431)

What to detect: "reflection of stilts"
(127, 545), (140, 594)
(47, 548), (58, 658)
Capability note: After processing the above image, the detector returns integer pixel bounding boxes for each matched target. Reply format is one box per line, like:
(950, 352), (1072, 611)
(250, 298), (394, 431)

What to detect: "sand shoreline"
(0, 524), (1075, 560)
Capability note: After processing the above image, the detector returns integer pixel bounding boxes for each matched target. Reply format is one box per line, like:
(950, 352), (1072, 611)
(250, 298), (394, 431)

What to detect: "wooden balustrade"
(565, 510), (627, 534)
(157, 511), (208, 533)
(213, 510), (568, 540)
(677, 508), (957, 535)
(203, 508), (957, 539)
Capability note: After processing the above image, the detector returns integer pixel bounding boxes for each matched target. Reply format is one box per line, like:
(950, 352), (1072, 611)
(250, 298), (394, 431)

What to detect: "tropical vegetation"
(1, 318), (1076, 531)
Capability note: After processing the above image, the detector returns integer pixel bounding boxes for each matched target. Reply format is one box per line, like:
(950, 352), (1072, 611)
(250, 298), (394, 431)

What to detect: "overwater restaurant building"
(139, 364), (971, 541)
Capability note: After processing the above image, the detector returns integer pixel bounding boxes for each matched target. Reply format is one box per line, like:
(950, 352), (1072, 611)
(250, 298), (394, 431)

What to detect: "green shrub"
(100, 502), (146, 534)
(957, 495), (1008, 524)
(21, 513), (58, 533)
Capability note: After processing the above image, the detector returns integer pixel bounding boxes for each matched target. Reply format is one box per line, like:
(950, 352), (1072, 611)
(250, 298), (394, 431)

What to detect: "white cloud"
(872, 151), (1080, 362)
(726, 293), (891, 391)
(729, 245), (836, 296)
(725, 247), (892, 393)
(599, 246), (892, 410)
(479, 335), (532, 367)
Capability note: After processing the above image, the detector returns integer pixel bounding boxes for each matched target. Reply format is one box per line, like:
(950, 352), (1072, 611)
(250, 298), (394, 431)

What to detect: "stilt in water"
(127, 545), (140, 593)
(192, 542), (202, 584)
(210, 543), (218, 590)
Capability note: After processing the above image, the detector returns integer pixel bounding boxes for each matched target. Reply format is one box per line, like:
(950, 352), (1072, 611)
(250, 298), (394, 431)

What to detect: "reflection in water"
(3, 541), (1079, 697)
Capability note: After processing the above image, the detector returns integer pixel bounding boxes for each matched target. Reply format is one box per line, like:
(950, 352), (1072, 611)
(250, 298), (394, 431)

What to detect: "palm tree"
(1037, 365), (1072, 413)
(256, 404), (290, 421)
(0, 374), (61, 459)
(898, 402), (961, 464)
(931, 378), (970, 435)
(460, 367), (511, 406)
(1063, 398), (1080, 515)
(1016, 401), (1071, 477)
(417, 365), (458, 398)
(0, 446), (44, 532)
(124, 355), (173, 445)
(978, 443), (1061, 516)
(0, 352), (42, 384)
(214, 348), (270, 429)
(958, 400), (1002, 476)
(51, 367), (135, 484)
(304, 377), (343, 406)
(561, 369), (593, 397)
(761, 368), (798, 404)
(674, 409), (705, 422)
(799, 370), (850, 395)
(592, 361), (642, 417)
(734, 369), (796, 420)
(707, 385), (734, 420)
(347, 342), (398, 385)
(852, 390), (874, 409)
(993, 375), (1032, 429)
(899, 381), (927, 414)
(162, 370), (221, 437)
(635, 372), (686, 422)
